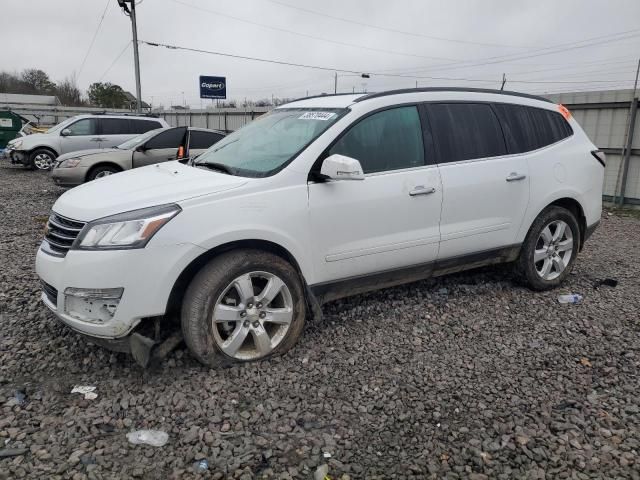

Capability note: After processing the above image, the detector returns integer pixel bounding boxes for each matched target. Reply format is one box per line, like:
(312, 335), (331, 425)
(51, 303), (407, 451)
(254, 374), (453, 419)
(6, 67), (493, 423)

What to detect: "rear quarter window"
(492, 104), (573, 154)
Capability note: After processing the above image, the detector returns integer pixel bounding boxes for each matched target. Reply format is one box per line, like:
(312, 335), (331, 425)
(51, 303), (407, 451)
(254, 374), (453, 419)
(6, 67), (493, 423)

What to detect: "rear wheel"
(181, 249), (306, 367)
(87, 165), (119, 182)
(515, 206), (580, 290)
(29, 148), (57, 170)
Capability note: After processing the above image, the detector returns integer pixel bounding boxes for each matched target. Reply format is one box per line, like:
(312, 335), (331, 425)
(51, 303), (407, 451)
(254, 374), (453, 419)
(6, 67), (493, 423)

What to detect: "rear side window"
(492, 104), (573, 154)
(189, 131), (224, 149)
(426, 103), (506, 163)
(329, 106), (425, 174)
(99, 118), (130, 135)
(131, 119), (163, 134)
(145, 128), (185, 149)
(66, 118), (98, 136)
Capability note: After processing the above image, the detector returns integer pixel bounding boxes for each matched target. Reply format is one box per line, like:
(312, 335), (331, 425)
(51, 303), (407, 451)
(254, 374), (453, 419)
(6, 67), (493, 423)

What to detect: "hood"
(19, 132), (54, 148)
(53, 161), (248, 221)
(56, 148), (121, 162)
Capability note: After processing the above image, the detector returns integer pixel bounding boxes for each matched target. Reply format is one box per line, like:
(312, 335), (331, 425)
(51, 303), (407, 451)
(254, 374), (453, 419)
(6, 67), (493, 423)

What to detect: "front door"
(426, 102), (530, 260)
(59, 118), (100, 154)
(308, 105), (442, 284)
(132, 127), (186, 168)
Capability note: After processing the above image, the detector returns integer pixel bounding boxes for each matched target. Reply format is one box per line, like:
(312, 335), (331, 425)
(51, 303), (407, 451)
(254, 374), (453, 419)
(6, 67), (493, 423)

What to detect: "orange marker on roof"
(558, 104), (572, 120)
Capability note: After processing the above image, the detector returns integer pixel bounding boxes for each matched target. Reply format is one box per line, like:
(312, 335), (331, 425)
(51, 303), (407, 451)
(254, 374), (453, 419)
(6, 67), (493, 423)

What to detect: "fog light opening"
(64, 287), (124, 324)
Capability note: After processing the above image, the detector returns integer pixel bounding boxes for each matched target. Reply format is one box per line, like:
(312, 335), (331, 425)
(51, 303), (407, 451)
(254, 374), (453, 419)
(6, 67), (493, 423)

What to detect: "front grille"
(43, 213), (86, 257)
(41, 280), (58, 306)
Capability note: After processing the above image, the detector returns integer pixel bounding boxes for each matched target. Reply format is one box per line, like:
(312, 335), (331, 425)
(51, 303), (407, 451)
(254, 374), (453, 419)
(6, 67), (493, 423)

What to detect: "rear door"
(187, 130), (225, 158)
(427, 102), (530, 260)
(132, 127), (187, 168)
(59, 118), (100, 154)
(98, 118), (133, 148)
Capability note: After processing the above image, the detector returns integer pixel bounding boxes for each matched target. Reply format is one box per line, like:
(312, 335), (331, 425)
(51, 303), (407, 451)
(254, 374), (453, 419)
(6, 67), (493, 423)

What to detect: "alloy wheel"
(95, 171), (113, 179)
(211, 271), (293, 361)
(534, 220), (573, 280)
(34, 153), (53, 170)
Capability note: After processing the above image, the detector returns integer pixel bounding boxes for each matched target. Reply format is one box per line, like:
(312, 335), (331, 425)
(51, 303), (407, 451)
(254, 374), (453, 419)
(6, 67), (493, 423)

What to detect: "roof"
(280, 87), (553, 109)
(0, 93), (61, 106)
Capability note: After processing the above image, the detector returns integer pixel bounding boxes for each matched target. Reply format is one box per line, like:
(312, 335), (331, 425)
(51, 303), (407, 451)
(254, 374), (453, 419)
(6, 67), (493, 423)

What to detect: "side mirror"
(320, 154), (365, 181)
(60, 128), (71, 137)
(136, 144), (147, 152)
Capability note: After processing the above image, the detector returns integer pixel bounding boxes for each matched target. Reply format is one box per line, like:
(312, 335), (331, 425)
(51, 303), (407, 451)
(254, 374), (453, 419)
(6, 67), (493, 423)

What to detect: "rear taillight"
(591, 149), (606, 167)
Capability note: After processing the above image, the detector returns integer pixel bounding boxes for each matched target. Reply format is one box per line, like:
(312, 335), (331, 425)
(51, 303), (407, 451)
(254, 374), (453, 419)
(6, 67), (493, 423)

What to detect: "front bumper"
(51, 166), (89, 187)
(8, 149), (27, 165)
(35, 241), (205, 339)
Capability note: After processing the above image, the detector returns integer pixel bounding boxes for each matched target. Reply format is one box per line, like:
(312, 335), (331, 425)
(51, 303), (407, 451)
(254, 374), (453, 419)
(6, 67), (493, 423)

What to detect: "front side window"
(145, 128), (186, 149)
(427, 103), (506, 163)
(66, 119), (97, 136)
(329, 106), (425, 174)
(195, 108), (346, 177)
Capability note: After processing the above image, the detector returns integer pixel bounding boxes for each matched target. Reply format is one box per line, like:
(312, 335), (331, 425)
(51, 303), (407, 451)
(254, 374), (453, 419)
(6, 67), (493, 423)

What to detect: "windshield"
(46, 117), (75, 134)
(195, 108), (346, 177)
(117, 128), (165, 150)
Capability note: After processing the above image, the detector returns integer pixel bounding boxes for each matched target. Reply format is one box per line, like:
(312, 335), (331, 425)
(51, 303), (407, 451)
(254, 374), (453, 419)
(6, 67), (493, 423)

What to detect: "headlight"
(75, 204), (181, 250)
(58, 158), (81, 168)
(8, 139), (22, 149)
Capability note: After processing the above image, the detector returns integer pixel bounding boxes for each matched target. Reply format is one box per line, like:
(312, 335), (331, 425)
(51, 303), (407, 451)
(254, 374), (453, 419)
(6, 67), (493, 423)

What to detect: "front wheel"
(181, 249), (306, 367)
(515, 206), (580, 291)
(87, 165), (119, 182)
(29, 149), (57, 170)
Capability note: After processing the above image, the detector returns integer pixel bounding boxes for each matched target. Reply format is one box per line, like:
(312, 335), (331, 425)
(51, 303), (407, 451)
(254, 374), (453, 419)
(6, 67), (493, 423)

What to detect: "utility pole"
(615, 57), (640, 205)
(334, 72), (338, 94)
(500, 73), (507, 91)
(118, 0), (142, 113)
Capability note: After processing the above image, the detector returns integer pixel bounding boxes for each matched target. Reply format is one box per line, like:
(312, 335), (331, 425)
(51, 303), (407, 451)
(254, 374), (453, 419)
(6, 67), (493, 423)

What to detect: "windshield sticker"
(298, 112), (336, 121)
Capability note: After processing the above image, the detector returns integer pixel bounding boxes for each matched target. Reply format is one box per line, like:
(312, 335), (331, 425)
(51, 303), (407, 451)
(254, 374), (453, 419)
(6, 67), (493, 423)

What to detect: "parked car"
(51, 127), (226, 186)
(36, 88), (604, 367)
(7, 113), (169, 170)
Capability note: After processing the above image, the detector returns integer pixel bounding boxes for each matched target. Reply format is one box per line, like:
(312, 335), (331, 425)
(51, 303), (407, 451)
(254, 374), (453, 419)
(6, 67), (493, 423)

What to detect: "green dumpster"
(0, 110), (23, 149)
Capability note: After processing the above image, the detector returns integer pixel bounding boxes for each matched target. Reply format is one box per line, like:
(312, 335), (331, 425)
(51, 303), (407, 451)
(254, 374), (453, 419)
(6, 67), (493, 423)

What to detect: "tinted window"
(427, 103), (506, 163)
(100, 118), (130, 135)
(492, 104), (573, 154)
(329, 106), (424, 174)
(145, 128), (185, 149)
(66, 119), (97, 136)
(189, 131), (224, 149)
(131, 119), (163, 134)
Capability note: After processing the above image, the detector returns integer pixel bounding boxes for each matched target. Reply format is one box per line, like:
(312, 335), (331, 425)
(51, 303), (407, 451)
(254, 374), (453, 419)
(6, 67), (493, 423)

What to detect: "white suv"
(36, 88), (604, 366)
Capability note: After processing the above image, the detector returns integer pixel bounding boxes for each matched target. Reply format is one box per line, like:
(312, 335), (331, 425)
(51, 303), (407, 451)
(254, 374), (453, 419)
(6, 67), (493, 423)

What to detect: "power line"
(77, 0), (111, 78)
(169, 0), (458, 63)
(140, 39), (640, 86)
(98, 41), (132, 82)
(263, 0), (536, 50)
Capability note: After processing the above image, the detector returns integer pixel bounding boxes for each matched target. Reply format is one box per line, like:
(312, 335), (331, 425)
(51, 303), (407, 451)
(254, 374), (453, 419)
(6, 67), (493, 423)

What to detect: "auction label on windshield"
(299, 112), (336, 121)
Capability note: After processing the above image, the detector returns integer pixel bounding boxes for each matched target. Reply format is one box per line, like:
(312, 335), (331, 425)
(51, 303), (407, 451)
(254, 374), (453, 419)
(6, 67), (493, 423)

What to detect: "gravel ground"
(1, 162), (639, 480)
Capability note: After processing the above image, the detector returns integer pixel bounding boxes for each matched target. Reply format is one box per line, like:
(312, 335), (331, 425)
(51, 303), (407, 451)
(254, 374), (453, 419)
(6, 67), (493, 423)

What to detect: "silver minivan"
(6, 114), (169, 170)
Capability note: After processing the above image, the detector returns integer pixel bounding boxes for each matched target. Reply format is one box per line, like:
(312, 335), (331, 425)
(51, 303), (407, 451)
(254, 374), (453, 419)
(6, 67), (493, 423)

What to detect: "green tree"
(21, 69), (56, 94)
(87, 82), (128, 108)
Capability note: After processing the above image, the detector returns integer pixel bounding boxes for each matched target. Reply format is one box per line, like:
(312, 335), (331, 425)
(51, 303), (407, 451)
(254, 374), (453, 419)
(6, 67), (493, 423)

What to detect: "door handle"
(90, 137), (102, 142)
(506, 172), (527, 182)
(409, 185), (436, 196)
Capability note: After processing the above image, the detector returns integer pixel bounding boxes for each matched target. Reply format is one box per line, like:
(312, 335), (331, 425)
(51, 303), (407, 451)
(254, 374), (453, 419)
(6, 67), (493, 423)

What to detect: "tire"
(29, 148), (57, 170)
(515, 206), (580, 291)
(181, 249), (306, 367)
(87, 165), (119, 182)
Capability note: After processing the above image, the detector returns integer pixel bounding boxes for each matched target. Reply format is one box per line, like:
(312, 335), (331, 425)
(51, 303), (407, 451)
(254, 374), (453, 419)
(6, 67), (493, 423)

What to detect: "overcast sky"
(3, 0), (640, 107)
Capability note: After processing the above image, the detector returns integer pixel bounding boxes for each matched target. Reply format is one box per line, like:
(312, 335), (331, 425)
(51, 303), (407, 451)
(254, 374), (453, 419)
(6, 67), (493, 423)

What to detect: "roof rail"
(281, 92), (363, 105)
(88, 111), (160, 118)
(354, 87), (553, 104)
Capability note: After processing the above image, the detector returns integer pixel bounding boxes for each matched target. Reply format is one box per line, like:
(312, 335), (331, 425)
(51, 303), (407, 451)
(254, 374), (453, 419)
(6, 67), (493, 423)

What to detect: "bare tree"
(55, 74), (84, 106)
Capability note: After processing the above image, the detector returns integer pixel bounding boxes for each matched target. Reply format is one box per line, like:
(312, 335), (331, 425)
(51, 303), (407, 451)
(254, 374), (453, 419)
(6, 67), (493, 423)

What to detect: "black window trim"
(308, 102), (436, 181)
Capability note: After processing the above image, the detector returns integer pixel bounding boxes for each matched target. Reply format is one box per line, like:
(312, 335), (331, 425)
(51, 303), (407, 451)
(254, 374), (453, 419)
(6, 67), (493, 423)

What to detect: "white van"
(36, 88), (604, 366)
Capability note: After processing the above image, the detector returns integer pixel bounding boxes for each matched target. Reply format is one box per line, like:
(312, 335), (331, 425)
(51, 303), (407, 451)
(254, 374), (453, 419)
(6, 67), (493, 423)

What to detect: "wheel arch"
(85, 162), (124, 182)
(530, 197), (587, 250)
(28, 145), (60, 156)
(165, 239), (309, 320)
